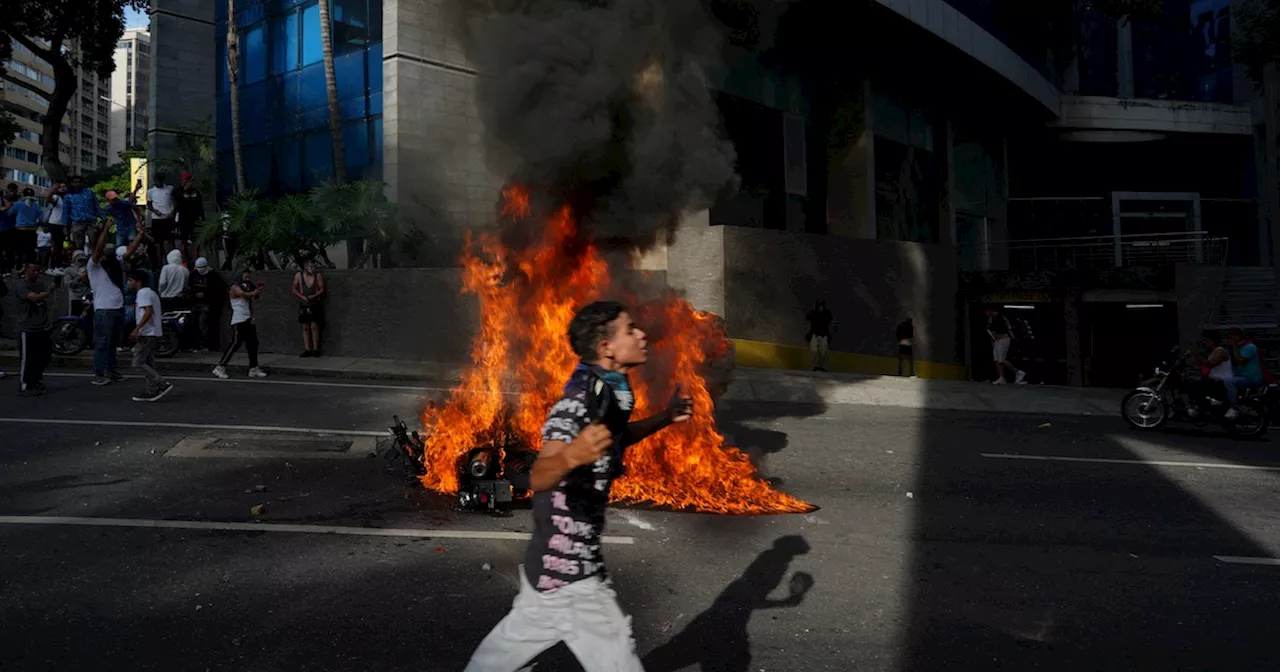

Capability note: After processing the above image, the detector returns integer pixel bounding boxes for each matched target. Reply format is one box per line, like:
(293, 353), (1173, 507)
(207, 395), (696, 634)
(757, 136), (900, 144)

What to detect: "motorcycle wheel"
(157, 325), (181, 359)
(1122, 391), (1167, 430)
(50, 320), (89, 356)
(1228, 400), (1270, 439)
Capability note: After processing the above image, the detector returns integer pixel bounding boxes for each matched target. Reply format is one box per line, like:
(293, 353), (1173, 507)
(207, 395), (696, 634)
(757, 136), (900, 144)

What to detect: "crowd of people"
(1, 173), (330, 399)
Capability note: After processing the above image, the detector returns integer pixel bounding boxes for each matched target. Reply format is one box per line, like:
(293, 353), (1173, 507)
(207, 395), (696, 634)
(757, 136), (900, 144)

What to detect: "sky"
(124, 7), (148, 29)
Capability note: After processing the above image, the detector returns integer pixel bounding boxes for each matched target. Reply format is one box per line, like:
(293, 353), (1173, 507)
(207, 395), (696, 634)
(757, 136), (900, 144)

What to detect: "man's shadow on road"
(642, 535), (814, 672)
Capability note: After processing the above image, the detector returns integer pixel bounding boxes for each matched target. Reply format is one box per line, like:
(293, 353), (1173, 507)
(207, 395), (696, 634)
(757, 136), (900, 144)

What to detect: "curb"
(0, 353), (464, 384)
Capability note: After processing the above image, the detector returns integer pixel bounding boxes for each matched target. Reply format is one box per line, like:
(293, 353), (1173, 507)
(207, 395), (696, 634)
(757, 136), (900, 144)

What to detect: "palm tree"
(318, 0), (346, 182)
(226, 0), (247, 193)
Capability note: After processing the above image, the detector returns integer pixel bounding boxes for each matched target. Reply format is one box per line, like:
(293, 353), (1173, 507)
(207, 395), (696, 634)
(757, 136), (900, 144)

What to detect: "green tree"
(1234, 0), (1280, 87)
(0, 1), (148, 182)
(0, 40), (20, 153)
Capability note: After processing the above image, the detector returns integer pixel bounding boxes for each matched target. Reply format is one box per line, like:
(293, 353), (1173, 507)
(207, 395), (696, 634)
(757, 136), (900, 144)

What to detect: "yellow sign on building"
(130, 157), (148, 205)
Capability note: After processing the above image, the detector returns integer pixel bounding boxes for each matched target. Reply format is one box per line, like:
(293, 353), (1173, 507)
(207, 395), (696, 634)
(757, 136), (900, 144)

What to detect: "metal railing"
(959, 231), (1228, 272)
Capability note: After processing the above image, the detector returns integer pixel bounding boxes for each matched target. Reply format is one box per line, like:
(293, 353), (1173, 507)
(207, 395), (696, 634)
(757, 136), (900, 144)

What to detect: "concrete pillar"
(666, 210), (725, 318)
(383, 0), (505, 267)
(146, 0), (216, 188)
(1064, 289), (1083, 386)
(1116, 17), (1135, 98)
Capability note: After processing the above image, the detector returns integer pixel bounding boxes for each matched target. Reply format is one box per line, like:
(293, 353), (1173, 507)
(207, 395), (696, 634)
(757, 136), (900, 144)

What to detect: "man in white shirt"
(44, 181), (67, 267)
(146, 173), (177, 262)
(86, 222), (127, 385)
(128, 269), (172, 402)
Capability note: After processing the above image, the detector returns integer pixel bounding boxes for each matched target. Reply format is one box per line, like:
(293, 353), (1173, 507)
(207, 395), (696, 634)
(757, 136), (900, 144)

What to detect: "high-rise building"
(1, 37), (65, 188)
(109, 28), (151, 162)
(67, 62), (114, 178)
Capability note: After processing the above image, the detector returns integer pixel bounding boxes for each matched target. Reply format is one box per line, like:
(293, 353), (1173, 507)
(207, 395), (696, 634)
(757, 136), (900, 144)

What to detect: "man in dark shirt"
(464, 300), (692, 672)
(896, 317), (914, 377)
(985, 307), (1025, 384)
(805, 299), (834, 371)
(17, 262), (58, 397)
(174, 172), (205, 265)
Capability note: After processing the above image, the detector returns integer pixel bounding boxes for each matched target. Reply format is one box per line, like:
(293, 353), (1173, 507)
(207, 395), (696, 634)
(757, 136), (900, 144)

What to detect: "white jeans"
(464, 569), (644, 672)
(810, 335), (829, 369)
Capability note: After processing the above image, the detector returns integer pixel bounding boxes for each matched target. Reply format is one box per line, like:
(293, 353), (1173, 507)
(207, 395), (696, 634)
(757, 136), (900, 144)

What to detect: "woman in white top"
(212, 267), (267, 379)
(1193, 330), (1234, 407)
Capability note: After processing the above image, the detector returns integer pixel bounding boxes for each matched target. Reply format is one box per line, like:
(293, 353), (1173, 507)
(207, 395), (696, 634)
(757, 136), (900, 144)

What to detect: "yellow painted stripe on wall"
(731, 339), (968, 381)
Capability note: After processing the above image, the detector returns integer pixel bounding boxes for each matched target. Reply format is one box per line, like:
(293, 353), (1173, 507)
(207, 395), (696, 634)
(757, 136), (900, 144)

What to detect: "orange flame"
(419, 187), (813, 514)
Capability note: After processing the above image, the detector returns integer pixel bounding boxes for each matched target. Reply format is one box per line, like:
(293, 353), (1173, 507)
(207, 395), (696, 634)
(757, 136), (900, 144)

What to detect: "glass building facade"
(215, 0), (383, 199)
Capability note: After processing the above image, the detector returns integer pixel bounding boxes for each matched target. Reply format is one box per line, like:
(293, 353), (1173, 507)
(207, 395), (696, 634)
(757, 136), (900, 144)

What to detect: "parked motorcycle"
(51, 293), (93, 356)
(1121, 346), (1271, 438)
(156, 309), (192, 359)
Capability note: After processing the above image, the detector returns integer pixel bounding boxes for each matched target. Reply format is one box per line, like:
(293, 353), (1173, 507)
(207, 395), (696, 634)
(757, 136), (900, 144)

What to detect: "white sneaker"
(248, 367), (268, 378)
(993, 378), (1007, 385)
(212, 366), (229, 379)
(1224, 408), (1239, 420)
(1015, 371), (1027, 384)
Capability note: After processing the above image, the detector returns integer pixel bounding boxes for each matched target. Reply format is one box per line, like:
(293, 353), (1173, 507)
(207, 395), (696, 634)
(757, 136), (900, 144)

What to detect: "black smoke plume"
(454, 0), (739, 252)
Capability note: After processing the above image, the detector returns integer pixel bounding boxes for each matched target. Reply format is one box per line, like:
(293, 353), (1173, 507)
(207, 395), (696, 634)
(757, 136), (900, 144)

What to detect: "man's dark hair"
(100, 255), (124, 288)
(1228, 326), (1246, 338)
(6, 183), (17, 190)
(568, 301), (627, 361)
(128, 269), (150, 285)
(69, 175), (82, 182)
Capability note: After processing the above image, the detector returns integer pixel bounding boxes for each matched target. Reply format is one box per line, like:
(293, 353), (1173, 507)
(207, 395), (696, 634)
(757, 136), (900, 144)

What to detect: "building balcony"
(959, 231), (1227, 273)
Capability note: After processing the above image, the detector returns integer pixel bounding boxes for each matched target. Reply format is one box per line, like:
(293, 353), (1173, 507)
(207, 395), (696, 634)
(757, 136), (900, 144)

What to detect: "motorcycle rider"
(1223, 327), (1265, 419)
(1187, 330), (1233, 417)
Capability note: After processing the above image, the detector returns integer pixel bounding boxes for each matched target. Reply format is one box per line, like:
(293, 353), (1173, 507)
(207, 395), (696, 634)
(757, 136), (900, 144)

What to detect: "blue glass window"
(343, 119), (369, 171)
(301, 2), (322, 66)
(298, 63), (327, 111)
(244, 24), (267, 84)
(274, 137), (302, 191)
(270, 11), (298, 75)
(367, 42), (382, 92)
(303, 130), (334, 187)
(335, 50), (365, 99)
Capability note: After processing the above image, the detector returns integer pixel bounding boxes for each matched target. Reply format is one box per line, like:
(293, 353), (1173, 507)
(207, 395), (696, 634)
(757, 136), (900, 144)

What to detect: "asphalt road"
(2, 369), (1280, 671)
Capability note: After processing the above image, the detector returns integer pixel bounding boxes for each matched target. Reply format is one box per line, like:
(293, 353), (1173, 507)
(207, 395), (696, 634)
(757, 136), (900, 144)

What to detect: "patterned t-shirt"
(523, 364), (634, 592)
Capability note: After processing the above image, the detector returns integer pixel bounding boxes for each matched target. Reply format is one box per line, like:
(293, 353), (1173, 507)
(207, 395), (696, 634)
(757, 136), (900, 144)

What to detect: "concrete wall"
(718, 226), (960, 363)
(1175, 262), (1226, 348)
(384, 0), (505, 266)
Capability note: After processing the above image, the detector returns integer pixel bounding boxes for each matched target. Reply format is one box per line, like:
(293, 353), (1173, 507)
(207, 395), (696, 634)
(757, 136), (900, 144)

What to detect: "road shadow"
(642, 535), (814, 672)
(899, 407), (1280, 671)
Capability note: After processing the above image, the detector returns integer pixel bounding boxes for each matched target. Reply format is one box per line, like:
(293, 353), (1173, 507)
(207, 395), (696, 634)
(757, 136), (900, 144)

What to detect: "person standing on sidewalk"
(16, 262), (57, 397)
(985, 307), (1026, 385)
(805, 300), (833, 372)
(189, 257), (225, 352)
(213, 268), (267, 380)
(291, 256), (326, 357)
(146, 173), (177, 265)
(86, 223), (127, 386)
(11, 188), (44, 265)
(896, 317), (915, 377)
(44, 181), (67, 268)
(463, 300), (692, 672)
(61, 176), (103, 256)
(174, 173), (205, 265)
(126, 269), (173, 402)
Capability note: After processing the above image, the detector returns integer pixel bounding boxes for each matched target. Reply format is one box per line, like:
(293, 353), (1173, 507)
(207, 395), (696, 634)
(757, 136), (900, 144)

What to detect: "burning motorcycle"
(1121, 347), (1271, 438)
(385, 415), (536, 513)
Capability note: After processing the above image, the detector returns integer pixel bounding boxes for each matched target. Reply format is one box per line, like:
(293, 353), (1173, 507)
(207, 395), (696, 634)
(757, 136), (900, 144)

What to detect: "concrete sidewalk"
(0, 345), (1123, 417)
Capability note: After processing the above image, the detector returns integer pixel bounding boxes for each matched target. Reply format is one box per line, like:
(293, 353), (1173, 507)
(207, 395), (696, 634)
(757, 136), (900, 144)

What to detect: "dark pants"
(898, 344), (914, 376)
(15, 229), (37, 264)
(49, 226), (66, 267)
(0, 229), (17, 269)
(192, 306), (221, 351)
(93, 308), (126, 375)
(19, 329), (51, 392)
(218, 321), (259, 368)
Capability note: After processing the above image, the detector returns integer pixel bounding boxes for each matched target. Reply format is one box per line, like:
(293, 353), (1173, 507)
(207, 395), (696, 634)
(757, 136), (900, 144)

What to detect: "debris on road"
(906, 492), (914, 499)
(482, 563), (492, 571)
(1038, 422), (1052, 429)
(250, 504), (267, 516)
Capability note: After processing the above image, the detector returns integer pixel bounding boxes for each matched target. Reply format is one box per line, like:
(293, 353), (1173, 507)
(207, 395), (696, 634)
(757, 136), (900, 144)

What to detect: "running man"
(985, 307), (1026, 385)
(463, 300), (693, 672)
